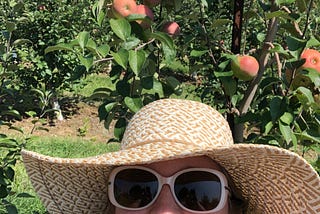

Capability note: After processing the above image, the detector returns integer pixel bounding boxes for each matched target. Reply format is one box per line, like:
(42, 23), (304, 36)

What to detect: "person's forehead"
(141, 155), (222, 176)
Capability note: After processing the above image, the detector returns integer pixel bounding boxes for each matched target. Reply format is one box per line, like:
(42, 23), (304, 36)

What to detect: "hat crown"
(121, 99), (233, 149)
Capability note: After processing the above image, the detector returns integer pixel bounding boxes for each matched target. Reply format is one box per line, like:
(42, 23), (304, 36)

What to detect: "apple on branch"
(134, 4), (154, 29)
(112, 0), (137, 18)
(162, 21), (180, 37)
(288, 48), (320, 89)
(300, 48), (320, 73)
(231, 55), (259, 81)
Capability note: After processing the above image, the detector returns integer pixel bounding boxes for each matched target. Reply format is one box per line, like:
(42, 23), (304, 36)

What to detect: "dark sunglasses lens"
(174, 171), (222, 211)
(114, 169), (158, 208)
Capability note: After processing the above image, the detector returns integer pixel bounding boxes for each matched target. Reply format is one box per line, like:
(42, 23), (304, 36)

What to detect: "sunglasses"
(108, 166), (229, 213)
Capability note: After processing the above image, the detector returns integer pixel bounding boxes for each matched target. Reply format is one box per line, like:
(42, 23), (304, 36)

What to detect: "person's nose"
(150, 185), (184, 214)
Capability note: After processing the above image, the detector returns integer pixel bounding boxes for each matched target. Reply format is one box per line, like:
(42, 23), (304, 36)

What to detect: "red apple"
(143, 0), (161, 7)
(300, 48), (320, 73)
(134, 4), (154, 29)
(112, 0), (137, 18)
(231, 55), (259, 81)
(38, 5), (46, 11)
(162, 21), (180, 37)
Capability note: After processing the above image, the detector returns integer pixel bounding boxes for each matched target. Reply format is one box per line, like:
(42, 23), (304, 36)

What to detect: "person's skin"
(115, 155), (229, 214)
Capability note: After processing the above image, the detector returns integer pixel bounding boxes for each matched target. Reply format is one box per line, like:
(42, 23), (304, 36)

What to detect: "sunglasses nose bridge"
(158, 175), (175, 192)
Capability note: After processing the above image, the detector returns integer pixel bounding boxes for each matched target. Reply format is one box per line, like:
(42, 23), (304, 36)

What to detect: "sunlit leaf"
(45, 43), (74, 54)
(110, 18), (131, 41)
(129, 50), (146, 76)
(111, 49), (129, 69)
(190, 50), (208, 57)
(279, 122), (294, 144)
(78, 55), (93, 71)
(280, 112), (293, 125)
(78, 31), (90, 50)
(124, 97), (143, 113)
(97, 44), (110, 57)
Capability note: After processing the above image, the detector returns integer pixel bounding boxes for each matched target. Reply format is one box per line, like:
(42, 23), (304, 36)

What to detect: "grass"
(25, 136), (120, 158)
(2, 137), (120, 214)
(64, 73), (115, 98)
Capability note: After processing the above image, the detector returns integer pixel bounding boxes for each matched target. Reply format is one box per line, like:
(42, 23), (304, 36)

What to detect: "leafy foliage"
(0, 0), (319, 212)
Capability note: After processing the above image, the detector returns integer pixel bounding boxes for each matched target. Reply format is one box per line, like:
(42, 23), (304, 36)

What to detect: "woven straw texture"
(22, 99), (320, 213)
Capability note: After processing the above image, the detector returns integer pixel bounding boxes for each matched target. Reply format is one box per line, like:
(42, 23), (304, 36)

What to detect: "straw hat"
(22, 98), (320, 213)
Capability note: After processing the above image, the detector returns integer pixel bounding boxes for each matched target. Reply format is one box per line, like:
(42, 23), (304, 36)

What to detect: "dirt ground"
(1, 101), (113, 143)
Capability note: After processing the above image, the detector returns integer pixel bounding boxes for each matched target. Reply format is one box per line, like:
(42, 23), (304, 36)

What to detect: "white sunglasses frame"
(108, 166), (229, 213)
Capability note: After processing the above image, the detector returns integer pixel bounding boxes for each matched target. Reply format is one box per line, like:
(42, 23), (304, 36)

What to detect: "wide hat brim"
(22, 98), (320, 213)
(22, 142), (320, 214)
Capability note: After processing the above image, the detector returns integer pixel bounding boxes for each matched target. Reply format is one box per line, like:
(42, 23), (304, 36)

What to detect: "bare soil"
(1, 100), (113, 143)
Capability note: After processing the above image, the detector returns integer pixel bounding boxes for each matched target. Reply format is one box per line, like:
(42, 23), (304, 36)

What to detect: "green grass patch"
(65, 73), (114, 98)
(1, 137), (120, 214)
(25, 136), (120, 158)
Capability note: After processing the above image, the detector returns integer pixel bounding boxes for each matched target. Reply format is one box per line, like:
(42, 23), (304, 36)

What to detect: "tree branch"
(233, 12), (279, 143)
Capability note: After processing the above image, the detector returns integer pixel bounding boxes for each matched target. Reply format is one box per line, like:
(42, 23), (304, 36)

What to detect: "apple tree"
(46, 0), (319, 170)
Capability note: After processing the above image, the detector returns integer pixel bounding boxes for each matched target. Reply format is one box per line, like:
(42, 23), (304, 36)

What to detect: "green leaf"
(78, 31), (90, 50)
(0, 185), (9, 198)
(296, 131), (320, 143)
(0, 110), (21, 120)
(97, 11), (106, 27)
(114, 118), (127, 140)
(147, 32), (175, 62)
(104, 112), (115, 130)
(220, 76), (237, 96)
(89, 88), (112, 100)
(306, 36), (320, 48)
(104, 102), (117, 113)
(264, 121), (274, 135)
(211, 19), (232, 28)
(296, 0), (307, 12)
(162, 43), (176, 63)
(5, 203), (18, 214)
(280, 112), (293, 125)
(270, 96), (285, 122)
(265, 11), (287, 19)
(300, 69), (320, 87)
(279, 122), (294, 145)
(111, 49), (129, 69)
(275, 0), (295, 5)
(78, 55), (93, 71)
(45, 43), (74, 54)
(214, 71), (233, 77)
(122, 36), (141, 50)
(295, 86), (315, 104)
(6, 21), (16, 32)
(97, 44), (110, 57)
(110, 18), (131, 41)
(142, 78), (164, 97)
(16, 193), (35, 198)
(286, 36), (307, 52)
(85, 39), (98, 54)
(129, 50), (146, 76)
(190, 50), (208, 57)
(12, 39), (32, 46)
(165, 76), (182, 95)
(116, 80), (131, 97)
(5, 167), (14, 181)
(148, 32), (174, 49)
(127, 14), (153, 26)
(124, 97), (143, 113)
